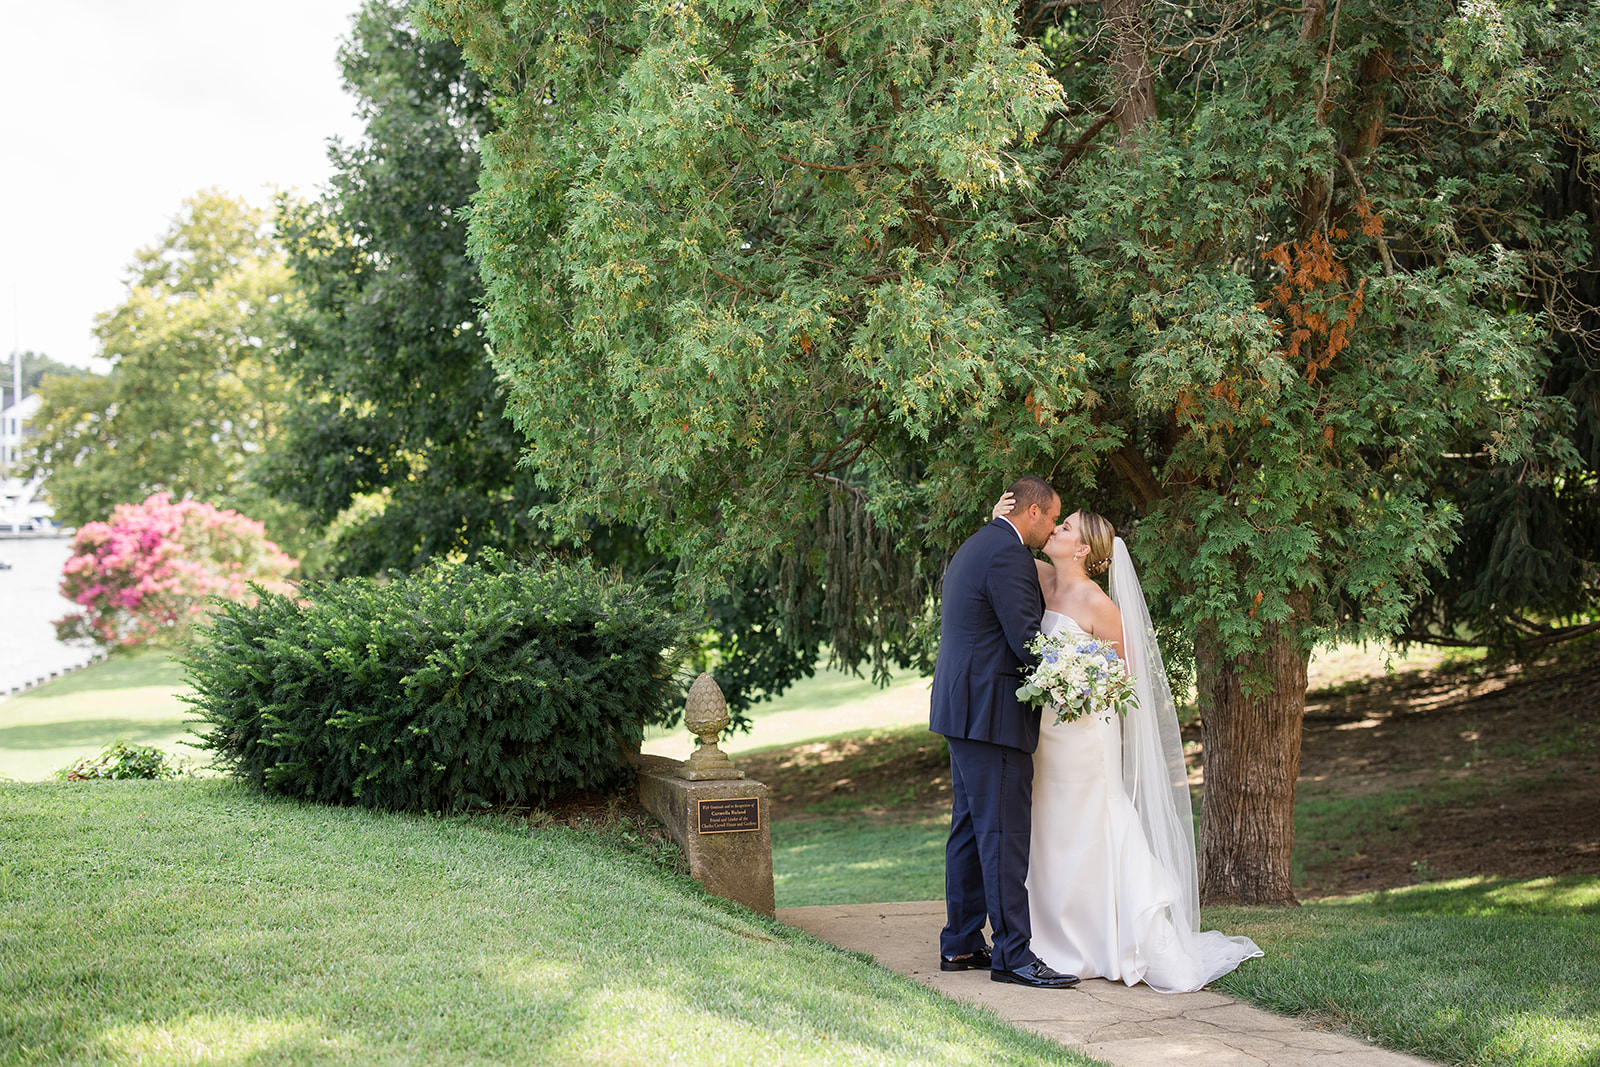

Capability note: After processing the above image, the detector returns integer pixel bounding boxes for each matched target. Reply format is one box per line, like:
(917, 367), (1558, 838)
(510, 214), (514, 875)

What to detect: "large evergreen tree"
(269, 0), (542, 575)
(421, 0), (1596, 902)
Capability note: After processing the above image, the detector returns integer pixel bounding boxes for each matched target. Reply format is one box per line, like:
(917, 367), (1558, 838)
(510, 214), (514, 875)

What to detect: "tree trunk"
(1195, 622), (1309, 905)
(1103, 0), (1157, 139)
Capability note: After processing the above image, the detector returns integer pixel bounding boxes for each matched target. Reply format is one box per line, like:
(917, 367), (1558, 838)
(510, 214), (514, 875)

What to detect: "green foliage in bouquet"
(1016, 631), (1136, 725)
(183, 552), (689, 811)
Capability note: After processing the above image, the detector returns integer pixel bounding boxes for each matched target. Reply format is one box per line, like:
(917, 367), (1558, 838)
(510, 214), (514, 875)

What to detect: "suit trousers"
(941, 735), (1037, 971)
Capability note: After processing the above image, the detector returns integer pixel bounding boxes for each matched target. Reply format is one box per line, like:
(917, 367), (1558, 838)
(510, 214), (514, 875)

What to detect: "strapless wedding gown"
(1025, 610), (1262, 992)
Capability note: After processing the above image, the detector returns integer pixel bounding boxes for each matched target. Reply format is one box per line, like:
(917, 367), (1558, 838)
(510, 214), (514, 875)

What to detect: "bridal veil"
(1107, 537), (1261, 984)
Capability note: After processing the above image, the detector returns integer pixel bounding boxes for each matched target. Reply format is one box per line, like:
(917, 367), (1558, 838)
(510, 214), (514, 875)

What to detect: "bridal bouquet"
(1016, 630), (1137, 725)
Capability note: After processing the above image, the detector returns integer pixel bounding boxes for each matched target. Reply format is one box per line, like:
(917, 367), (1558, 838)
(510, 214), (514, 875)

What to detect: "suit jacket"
(929, 518), (1045, 753)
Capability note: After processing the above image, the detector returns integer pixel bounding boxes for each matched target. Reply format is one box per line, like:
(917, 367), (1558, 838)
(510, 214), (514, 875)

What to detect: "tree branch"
(775, 152), (875, 173)
(812, 472), (870, 502)
(706, 264), (774, 299)
(806, 400), (883, 476)
(1049, 109), (1117, 180)
(1336, 152), (1395, 279)
(1395, 620), (1600, 652)
(1317, 0), (1343, 122)
(1019, 0), (1099, 36)
(1106, 441), (1164, 510)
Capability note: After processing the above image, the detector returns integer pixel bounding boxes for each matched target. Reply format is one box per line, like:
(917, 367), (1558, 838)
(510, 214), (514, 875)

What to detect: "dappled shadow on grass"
(741, 724), (951, 821)
(0, 717), (196, 750)
(1211, 876), (1600, 1067)
(475, 906), (1084, 1064)
(1288, 636), (1600, 897)
(11, 649), (185, 698)
(773, 815), (949, 908)
(93, 1012), (358, 1064)
(1316, 874), (1600, 916)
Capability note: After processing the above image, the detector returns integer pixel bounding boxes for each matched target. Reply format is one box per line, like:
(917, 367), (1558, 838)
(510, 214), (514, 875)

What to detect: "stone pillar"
(635, 674), (775, 916)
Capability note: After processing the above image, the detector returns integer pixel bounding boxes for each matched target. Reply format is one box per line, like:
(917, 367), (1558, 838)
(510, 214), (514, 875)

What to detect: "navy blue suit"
(930, 518), (1044, 970)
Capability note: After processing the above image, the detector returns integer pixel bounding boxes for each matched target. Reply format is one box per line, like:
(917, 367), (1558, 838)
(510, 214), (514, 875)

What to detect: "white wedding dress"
(1025, 559), (1261, 992)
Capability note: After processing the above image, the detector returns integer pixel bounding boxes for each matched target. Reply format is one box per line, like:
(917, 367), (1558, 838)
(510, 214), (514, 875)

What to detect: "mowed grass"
(0, 652), (191, 781)
(0, 780), (1097, 1066)
(643, 663), (931, 759)
(11, 640), (1598, 1064)
(774, 816), (947, 908)
(765, 718), (1600, 1067)
(1212, 878), (1600, 1067)
(775, 793), (1600, 1065)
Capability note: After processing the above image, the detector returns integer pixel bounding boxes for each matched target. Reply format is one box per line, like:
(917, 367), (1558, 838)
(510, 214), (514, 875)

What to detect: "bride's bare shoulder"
(1087, 585), (1122, 633)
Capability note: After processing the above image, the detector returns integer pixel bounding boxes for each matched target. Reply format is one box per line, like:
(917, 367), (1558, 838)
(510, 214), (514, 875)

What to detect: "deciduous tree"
(26, 191), (306, 549)
(1, 351), (93, 399)
(421, 0), (1597, 902)
(269, 0), (548, 575)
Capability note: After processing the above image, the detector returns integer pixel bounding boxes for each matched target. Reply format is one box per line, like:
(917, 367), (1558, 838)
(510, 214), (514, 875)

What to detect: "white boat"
(0, 474), (71, 538)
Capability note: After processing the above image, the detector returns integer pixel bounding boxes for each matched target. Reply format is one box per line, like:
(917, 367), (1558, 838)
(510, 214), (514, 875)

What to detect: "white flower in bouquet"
(1015, 629), (1138, 725)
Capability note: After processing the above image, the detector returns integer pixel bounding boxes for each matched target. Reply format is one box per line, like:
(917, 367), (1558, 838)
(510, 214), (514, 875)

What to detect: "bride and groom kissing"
(930, 475), (1261, 992)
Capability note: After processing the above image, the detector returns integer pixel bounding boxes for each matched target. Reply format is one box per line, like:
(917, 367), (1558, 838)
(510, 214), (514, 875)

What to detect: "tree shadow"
(1344, 875), (1600, 916)
(16, 651), (186, 699)
(0, 718), (196, 751)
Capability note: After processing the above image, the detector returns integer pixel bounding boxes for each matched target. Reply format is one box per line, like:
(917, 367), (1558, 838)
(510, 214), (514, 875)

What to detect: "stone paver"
(778, 901), (1443, 1067)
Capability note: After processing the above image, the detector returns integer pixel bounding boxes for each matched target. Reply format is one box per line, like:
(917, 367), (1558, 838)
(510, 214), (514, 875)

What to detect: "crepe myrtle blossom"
(57, 493), (297, 648)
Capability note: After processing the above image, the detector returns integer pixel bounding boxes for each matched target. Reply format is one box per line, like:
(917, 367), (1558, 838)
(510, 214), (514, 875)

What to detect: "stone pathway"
(778, 901), (1443, 1067)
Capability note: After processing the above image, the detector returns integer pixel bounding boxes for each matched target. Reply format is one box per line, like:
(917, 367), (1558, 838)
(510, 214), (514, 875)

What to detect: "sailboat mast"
(1, 348), (15, 479)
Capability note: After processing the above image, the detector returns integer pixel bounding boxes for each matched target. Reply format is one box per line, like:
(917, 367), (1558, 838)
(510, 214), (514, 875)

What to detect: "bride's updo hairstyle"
(1076, 511), (1115, 577)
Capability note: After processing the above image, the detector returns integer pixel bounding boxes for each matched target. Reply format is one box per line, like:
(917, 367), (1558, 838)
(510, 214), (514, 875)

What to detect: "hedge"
(184, 552), (688, 811)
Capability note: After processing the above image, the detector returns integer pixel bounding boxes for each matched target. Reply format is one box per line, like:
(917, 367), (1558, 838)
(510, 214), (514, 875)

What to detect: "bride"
(994, 496), (1262, 992)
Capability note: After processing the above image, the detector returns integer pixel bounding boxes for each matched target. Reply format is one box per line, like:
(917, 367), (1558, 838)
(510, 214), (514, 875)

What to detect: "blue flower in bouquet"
(1015, 629), (1138, 725)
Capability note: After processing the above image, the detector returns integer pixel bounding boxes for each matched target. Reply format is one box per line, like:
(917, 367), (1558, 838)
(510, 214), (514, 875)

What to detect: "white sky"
(1, 0), (369, 371)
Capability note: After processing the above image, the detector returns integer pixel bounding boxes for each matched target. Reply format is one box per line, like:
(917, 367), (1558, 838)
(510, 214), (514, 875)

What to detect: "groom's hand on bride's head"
(991, 492), (1015, 521)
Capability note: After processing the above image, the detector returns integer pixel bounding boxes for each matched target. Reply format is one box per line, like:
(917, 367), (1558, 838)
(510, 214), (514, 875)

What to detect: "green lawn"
(775, 805), (1600, 1066)
(774, 816), (948, 908)
(11, 644), (1599, 1065)
(0, 780), (1094, 1066)
(644, 662), (931, 759)
(0, 652), (191, 781)
(1212, 878), (1600, 1067)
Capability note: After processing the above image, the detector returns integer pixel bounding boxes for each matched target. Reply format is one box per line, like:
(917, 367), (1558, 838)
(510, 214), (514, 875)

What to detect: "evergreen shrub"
(183, 552), (688, 811)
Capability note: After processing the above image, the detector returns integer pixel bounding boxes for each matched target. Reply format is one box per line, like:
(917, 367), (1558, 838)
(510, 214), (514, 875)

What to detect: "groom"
(930, 475), (1078, 988)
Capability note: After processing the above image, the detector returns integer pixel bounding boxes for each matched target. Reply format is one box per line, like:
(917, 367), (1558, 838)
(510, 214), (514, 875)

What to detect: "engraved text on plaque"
(697, 797), (760, 834)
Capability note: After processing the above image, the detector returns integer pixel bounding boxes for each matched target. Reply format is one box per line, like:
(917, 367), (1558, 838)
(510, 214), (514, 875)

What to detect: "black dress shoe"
(940, 946), (992, 972)
(990, 960), (1080, 988)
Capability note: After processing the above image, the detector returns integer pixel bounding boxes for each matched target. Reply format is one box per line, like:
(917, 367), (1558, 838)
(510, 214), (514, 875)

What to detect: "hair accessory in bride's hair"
(1075, 511), (1115, 577)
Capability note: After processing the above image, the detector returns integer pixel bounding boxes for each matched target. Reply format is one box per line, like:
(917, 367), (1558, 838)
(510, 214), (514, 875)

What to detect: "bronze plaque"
(697, 797), (761, 834)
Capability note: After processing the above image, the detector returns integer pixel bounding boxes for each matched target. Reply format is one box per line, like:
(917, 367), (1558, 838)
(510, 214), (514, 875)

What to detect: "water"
(0, 538), (101, 693)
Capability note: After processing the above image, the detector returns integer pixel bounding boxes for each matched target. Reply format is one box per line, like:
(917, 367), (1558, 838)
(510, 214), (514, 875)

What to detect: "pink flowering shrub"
(57, 493), (298, 648)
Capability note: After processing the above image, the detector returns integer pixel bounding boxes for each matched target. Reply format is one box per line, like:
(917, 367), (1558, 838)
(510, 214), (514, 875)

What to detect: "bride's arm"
(990, 489), (1059, 598)
(1034, 559), (1056, 597)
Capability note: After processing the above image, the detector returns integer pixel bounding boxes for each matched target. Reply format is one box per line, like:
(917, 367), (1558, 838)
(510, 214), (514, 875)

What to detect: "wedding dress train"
(1025, 606), (1261, 992)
